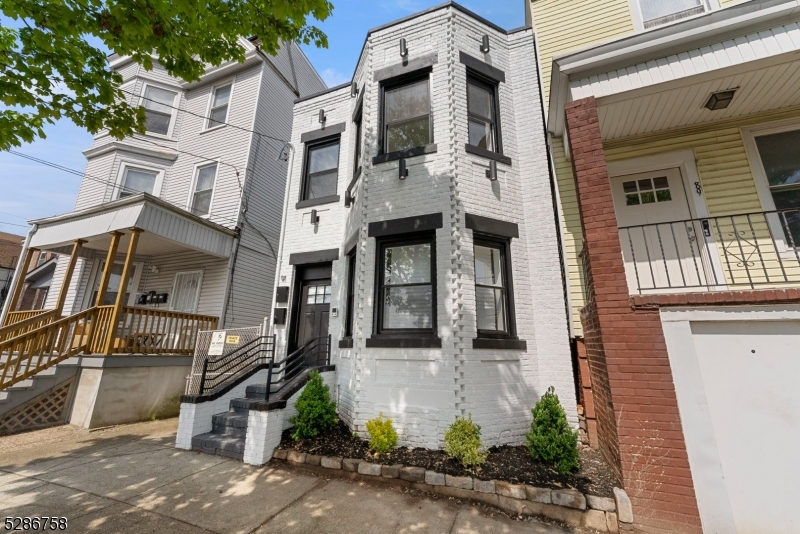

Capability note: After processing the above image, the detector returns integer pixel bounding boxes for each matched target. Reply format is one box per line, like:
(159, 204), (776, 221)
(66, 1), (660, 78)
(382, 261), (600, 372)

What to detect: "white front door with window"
(610, 168), (715, 293)
(170, 271), (203, 313)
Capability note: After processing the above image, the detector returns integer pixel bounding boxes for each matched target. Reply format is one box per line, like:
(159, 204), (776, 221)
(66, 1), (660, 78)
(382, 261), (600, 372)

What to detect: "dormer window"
(142, 85), (178, 136)
(206, 83), (232, 129)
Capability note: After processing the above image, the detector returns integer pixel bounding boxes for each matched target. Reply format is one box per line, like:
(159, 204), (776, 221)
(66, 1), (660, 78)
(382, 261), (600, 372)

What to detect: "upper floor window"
(754, 128), (800, 245)
(467, 75), (501, 153)
(302, 138), (340, 201)
(118, 165), (161, 199)
(191, 163), (218, 216)
(142, 86), (178, 136)
(353, 106), (363, 175)
(344, 250), (357, 338)
(382, 75), (431, 154)
(206, 83), (232, 129)
(639, 0), (707, 28)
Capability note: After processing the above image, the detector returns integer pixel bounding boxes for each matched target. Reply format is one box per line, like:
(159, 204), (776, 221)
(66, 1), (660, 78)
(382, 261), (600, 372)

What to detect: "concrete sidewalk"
(0, 419), (581, 533)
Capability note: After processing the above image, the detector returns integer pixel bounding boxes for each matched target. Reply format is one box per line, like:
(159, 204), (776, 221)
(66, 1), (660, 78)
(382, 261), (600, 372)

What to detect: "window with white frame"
(171, 271), (203, 313)
(142, 86), (178, 135)
(190, 163), (218, 216)
(206, 83), (232, 129)
(639, 0), (707, 28)
(119, 167), (159, 198)
(754, 128), (800, 245)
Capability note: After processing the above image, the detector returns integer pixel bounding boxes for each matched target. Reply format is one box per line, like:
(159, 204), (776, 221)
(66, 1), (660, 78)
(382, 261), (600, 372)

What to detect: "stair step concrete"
(244, 383), (280, 399)
(191, 432), (245, 460)
(212, 411), (249, 430)
(229, 398), (262, 413)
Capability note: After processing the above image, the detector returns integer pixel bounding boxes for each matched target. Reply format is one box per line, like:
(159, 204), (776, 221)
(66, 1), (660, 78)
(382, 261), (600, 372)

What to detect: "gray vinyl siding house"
(42, 38), (326, 328)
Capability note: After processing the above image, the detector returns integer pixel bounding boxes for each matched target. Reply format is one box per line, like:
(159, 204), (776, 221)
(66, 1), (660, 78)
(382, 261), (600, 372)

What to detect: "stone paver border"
(273, 450), (634, 533)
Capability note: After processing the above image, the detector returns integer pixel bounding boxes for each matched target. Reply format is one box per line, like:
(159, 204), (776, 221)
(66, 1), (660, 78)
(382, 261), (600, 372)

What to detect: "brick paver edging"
(273, 450), (632, 533)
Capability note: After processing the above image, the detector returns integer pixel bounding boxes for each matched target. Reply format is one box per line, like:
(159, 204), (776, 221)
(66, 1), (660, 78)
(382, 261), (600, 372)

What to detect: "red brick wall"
(565, 97), (702, 534)
(575, 338), (598, 448)
(0, 231), (23, 270)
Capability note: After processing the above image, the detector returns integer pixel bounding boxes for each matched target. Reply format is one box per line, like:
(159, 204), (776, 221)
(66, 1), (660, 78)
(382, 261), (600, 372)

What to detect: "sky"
(0, 0), (524, 236)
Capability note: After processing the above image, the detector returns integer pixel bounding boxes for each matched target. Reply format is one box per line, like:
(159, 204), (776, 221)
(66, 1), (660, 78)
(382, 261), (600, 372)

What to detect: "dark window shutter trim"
(300, 122), (346, 144)
(338, 338), (354, 349)
(465, 213), (519, 238)
(472, 338), (527, 350)
(373, 52), (438, 83)
(288, 248), (340, 265)
(296, 195), (340, 209)
(368, 212), (443, 237)
(372, 143), (437, 165)
(464, 144), (512, 165)
(459, 52), (505, 83)
(366, 336), (442, 348)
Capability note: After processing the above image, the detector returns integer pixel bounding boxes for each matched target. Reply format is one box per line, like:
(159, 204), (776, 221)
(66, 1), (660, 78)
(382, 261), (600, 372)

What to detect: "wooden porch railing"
(0, 309), (59, 342)
(0, 307), (97, 391)
(112, 307), (218, 355)
(1, 305), (218, 391)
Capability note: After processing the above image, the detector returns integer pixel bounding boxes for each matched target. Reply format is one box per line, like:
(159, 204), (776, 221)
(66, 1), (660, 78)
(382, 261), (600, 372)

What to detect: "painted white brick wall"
(270, 6), (576, 450)
(240, 370), (336, 465)
(175, 369), (269, 449)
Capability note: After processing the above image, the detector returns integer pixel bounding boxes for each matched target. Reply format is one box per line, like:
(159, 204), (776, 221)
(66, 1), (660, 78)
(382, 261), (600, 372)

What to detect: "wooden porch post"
(103, 229), (141, 355)
(2, 247), (37, 322)
(55, 240), (86, 316)
(94, 232), (123, 307)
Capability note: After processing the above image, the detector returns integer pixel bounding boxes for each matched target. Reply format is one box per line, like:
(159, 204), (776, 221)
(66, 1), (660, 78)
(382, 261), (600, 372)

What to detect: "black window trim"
(343, 248), (357, 339)
(298, 136), (341, 207)
(472, 233), (519, 342)
(371, 232), (439, 340)
(353, 103), (363, 179)
(375, 69), (434, 164)
(465, 71), (508, 162)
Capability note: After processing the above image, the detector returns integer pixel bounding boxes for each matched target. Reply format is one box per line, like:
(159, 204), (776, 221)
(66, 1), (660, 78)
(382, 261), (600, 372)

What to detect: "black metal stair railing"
(618, 207), (800, 293)
(198, 335), (275, 395)
(264, 335), (331, 401)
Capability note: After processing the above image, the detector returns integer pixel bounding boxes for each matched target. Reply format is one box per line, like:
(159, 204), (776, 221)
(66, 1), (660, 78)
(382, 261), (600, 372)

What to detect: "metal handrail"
(265, 335), (331, 401)
(197, 335), (275, 395)
(617, 207), (800, 293)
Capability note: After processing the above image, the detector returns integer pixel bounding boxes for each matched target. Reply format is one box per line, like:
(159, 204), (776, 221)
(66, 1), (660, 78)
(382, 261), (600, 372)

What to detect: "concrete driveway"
(0, 419), (580, 533)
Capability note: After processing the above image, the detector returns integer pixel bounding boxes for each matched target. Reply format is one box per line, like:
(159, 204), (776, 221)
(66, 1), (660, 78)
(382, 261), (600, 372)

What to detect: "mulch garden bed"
(275, 420), (620, 498)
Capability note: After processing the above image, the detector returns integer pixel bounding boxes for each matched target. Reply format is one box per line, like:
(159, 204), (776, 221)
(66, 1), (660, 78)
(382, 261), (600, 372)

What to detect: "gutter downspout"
(267, 143), (295, 338)
(0, 223), (38, 324)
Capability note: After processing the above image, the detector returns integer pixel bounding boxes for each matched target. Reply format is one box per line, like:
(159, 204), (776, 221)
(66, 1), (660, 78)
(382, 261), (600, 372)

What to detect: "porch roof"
(28, 193), (236, 258)
(548, 0), (800, 139)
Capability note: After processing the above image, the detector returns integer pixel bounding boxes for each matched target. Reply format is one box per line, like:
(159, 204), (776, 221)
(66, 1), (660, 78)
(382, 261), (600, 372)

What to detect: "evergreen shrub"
(290, 371), (337, 441)
(526, 386), (581, 474)
(444, 415), (487, 468)
(365, 413), (398, 453)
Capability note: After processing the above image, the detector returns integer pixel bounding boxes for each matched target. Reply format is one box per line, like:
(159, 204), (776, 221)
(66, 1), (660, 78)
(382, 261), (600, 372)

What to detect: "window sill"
(464, 144), (512, 166)
(296, 195), (340, 209)
(200, 124), (227, 134)
(366, 336), (442, 348)
(138, 131), (175, 141)
(472, 338), (527, 350)
(338, 337), (354, 349)
(372, 144), (438, 165)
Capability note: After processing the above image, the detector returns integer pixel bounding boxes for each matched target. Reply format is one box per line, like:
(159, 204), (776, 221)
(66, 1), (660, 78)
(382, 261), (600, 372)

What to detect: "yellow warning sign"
(225, 335), (240, 345)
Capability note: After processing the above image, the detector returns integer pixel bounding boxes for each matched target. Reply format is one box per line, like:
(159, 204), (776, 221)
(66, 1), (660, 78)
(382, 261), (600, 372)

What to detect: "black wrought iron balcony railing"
(617, 207), (800, 294)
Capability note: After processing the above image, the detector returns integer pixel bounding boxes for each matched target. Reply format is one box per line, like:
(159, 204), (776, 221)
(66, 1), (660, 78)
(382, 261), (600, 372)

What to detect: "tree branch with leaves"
(0, 0), (332, 149)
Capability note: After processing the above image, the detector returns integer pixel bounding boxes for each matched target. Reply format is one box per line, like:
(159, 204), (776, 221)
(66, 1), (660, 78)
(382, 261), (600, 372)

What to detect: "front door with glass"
(294, 280), (331, 366)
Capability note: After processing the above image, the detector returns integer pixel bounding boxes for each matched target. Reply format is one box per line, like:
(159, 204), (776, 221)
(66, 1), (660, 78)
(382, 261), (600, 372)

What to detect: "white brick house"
(270, 3), (576, 449)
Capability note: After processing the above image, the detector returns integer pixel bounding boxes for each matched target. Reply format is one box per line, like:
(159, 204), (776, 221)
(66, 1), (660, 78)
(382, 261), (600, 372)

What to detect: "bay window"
(142, 86), (177, 135)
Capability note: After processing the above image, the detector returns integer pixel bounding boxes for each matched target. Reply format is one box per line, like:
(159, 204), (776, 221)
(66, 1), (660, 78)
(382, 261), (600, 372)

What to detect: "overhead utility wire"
(6, 150), (242, 227)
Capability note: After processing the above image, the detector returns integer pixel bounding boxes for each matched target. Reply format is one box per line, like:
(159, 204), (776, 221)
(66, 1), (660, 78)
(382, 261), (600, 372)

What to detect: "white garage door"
(690, 320), (800, 534)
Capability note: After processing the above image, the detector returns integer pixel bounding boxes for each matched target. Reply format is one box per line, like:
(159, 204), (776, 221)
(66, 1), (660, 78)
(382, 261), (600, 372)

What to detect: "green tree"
(0, 0), (332, 149)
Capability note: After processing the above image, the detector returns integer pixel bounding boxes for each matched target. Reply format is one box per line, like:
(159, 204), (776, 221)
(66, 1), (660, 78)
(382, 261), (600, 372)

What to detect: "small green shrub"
(526, 386), (581, 475)
(444, 415), (487, 468)
(290, 371), (337, 441)
(365, 413), (398, 453)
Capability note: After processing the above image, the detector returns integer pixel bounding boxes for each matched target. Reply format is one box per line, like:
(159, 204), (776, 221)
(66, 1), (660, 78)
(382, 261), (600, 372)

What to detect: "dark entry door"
(294, 279), (331, 365)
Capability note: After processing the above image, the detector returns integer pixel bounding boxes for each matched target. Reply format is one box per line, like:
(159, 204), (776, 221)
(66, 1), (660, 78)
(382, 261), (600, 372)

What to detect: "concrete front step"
(244, 383), (280, 399)
(191, 432), (246, 460)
